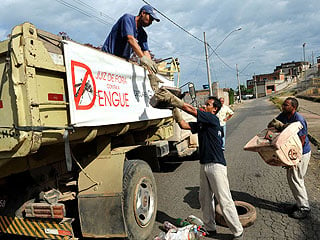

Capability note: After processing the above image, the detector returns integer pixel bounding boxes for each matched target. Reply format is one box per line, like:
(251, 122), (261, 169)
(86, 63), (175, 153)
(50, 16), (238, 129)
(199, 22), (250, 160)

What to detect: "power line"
(55, 0), (202, 63)
(142, 0), (205, 44)
(142, 0), (237, 76)
(54, 0), (114, 26)
(56, 0), (237, 80)
(71, 0), (115, 22)
(208, 45), (236, 72)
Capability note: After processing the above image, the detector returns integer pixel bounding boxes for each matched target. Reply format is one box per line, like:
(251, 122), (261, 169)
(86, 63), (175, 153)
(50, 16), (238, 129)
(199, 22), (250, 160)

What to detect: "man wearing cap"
(102, 5), (160, 74)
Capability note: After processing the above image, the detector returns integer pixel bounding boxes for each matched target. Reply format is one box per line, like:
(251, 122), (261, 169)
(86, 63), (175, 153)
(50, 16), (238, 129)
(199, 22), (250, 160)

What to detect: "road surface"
(152, 97), (320, 240)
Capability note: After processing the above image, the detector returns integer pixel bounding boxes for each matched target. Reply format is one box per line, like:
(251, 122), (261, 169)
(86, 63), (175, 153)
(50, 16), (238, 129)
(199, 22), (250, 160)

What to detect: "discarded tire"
(215, 201), (256, 227)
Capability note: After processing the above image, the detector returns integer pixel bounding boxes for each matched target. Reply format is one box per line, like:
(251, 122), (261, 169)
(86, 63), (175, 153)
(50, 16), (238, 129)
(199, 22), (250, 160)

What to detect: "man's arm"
(127, 35), (152, 59)
(299, 135), (306, 147)
(143, 50), (152, 59)
(127, 35), (146, 58)
(225, 112), (233, 121)
(225, 107), (234, 121)
(172, 103), (198, 130)
(127, 35), (157, 73)
(172, 108), (191, 130)
(181, 102), (198, 117)
(177, 119), (191, 130)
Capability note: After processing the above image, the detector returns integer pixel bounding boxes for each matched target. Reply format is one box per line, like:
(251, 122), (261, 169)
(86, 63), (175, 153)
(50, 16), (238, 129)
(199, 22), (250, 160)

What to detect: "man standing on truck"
(268, 97), (311, 219)
(150, 90), (244, 239)
(102, 5), (159, 74)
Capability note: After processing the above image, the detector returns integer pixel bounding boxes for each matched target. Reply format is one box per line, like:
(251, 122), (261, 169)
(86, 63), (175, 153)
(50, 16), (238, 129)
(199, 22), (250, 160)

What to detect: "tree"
(229, 88), (235, 105)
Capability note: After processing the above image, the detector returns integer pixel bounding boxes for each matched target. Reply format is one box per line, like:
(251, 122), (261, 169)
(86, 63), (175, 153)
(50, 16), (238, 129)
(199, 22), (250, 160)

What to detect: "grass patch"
(269, 96), (283, 110)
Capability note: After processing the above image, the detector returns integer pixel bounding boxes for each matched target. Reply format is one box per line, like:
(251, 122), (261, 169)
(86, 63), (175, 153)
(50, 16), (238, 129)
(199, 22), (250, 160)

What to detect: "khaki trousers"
(287, 151), (311, 210)
(199, 163), (243, 236)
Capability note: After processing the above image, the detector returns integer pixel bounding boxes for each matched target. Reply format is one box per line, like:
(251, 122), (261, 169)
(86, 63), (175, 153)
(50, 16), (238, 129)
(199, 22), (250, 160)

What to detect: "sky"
(1, 0), (320, 91)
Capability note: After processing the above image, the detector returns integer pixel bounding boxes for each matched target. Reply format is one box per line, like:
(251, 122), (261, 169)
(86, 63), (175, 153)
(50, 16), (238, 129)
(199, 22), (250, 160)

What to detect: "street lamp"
(302, 43), (307, 90)
(203, 32), (213, 96)
(302, 43), (306, 62)
(236, 64), (241, 102)
(254, 73), (258, 99)
(214, 27), (242, 51)
(205, 27), (242, 96)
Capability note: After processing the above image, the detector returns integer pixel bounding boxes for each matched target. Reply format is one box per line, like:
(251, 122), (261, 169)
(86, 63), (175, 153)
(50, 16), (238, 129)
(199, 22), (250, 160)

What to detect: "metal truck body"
(0, 22), (177, 239)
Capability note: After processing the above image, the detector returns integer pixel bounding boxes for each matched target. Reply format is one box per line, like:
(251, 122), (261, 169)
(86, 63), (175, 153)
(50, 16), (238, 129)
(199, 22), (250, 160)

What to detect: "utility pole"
(236, 64), (241, 102)
(203, 32), (213, 96)
(302, 43), (307, 90)
(254, 73), (258, 99)
(303, 43), (306, 62)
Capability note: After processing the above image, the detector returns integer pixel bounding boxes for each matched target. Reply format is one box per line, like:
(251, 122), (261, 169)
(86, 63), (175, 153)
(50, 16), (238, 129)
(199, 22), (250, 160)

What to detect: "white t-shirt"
(217, 105), (234, 126)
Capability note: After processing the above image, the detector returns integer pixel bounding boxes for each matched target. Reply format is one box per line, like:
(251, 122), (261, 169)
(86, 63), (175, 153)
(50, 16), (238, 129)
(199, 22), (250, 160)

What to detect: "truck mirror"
(188, 83), (196, 100)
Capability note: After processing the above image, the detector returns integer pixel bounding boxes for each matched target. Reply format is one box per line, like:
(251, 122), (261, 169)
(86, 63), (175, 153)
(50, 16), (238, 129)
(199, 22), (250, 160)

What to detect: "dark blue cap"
(140, 5), (160, 22)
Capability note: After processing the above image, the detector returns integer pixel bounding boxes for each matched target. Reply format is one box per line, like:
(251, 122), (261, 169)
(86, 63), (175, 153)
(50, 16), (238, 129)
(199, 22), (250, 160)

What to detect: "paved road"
(152, 97), (320, 240)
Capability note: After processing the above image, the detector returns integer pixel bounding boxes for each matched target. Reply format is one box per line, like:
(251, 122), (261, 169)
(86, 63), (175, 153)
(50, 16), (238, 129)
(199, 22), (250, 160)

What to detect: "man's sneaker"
(289, 208), (310, 219)
(233, 232), (243, 239)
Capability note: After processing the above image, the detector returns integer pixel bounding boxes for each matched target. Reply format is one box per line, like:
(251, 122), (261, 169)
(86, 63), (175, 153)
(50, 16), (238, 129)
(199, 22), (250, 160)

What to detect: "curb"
(296, 95), (320, 103)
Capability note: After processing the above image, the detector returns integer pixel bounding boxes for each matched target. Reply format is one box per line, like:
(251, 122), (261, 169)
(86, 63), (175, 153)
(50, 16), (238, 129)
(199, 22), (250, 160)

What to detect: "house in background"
(247, 61), (309, 97)
(247, 70), (285, 98)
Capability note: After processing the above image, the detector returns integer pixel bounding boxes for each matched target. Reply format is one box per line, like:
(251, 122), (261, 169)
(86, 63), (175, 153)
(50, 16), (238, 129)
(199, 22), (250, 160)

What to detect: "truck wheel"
(123, 160), (157, 240)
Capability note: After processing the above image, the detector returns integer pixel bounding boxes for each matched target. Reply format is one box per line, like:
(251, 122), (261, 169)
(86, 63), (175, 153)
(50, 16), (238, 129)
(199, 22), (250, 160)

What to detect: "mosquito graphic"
(74, 78), (96, 104)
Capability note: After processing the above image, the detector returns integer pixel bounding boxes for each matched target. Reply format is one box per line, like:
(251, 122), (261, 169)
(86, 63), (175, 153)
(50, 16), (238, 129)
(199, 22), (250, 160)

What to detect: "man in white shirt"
(217, 97), (234, 150)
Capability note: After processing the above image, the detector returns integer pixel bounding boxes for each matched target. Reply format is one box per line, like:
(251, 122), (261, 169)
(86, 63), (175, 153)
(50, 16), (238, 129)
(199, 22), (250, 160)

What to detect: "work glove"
(172, 107), (183, 123)
(267, 119), (289, 131)
(148, 74), (163, 92)
(150, 87), (184, 109)
(140, 55), (158, 74)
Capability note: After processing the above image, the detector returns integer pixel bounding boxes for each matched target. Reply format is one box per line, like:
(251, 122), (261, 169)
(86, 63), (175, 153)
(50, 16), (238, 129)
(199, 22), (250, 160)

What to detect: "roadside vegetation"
(269, 90), (296, 110)
(269, 90), (303, 111)
(269, 96), (283, 110)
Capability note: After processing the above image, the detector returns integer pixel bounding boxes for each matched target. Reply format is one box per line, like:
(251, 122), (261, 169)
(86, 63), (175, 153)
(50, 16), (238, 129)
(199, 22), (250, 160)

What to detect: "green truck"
(0, 22), (197, 239)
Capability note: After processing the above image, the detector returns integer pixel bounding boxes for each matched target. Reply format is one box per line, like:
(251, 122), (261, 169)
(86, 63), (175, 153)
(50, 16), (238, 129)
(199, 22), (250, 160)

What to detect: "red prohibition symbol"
(71, 60), (96, 110)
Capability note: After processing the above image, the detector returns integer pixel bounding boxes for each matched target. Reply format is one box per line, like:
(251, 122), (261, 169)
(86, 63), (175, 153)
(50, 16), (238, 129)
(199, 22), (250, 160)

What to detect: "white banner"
(63, 41), (173, 127)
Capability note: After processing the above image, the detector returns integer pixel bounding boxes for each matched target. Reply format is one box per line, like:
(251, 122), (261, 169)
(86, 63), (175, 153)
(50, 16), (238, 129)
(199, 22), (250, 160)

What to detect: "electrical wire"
(54, 0), (238, 80)
(142, 0), (205, 45)
(142, 0), (237, 76)
(54, 0), (114, 26)
(208, 45), (236, 72)
(71, 0), (115, 22)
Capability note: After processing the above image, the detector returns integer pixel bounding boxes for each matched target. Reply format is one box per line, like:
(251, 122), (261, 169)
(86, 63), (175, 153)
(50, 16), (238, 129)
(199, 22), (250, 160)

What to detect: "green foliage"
(246, 88), (253, 94)
(237, 84), (250, 95)
(269, 96), (283, 110)
(229, 88), (235, 104)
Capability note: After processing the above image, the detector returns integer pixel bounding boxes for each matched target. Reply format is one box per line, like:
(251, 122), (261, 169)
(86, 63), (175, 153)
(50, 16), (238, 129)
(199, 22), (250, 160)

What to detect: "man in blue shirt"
(151, 90), (244, 239)
(273, 97), (311, 219)
(102, 5), (159, 74)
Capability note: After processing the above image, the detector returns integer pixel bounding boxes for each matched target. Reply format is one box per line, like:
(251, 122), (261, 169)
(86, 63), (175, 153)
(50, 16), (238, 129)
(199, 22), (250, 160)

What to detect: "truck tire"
(123, 160), (157, 240)
(215, 201), (256, 227)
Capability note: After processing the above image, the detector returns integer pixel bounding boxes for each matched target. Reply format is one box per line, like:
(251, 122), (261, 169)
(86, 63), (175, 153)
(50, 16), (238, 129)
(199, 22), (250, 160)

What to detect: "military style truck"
(0, 22), (197, 240)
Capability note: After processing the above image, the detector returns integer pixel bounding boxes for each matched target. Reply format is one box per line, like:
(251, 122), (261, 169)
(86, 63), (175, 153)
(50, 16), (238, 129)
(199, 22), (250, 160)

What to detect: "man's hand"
(172, 108), (183, 123)
(267, 118), (289, 131)
(150, 87), (184, 109)
(140, 55), (158, 74)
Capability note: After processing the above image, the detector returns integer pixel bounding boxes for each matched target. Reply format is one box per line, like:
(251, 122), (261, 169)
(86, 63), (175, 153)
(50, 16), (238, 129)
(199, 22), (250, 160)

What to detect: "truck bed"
(0, 22), (174, 177)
